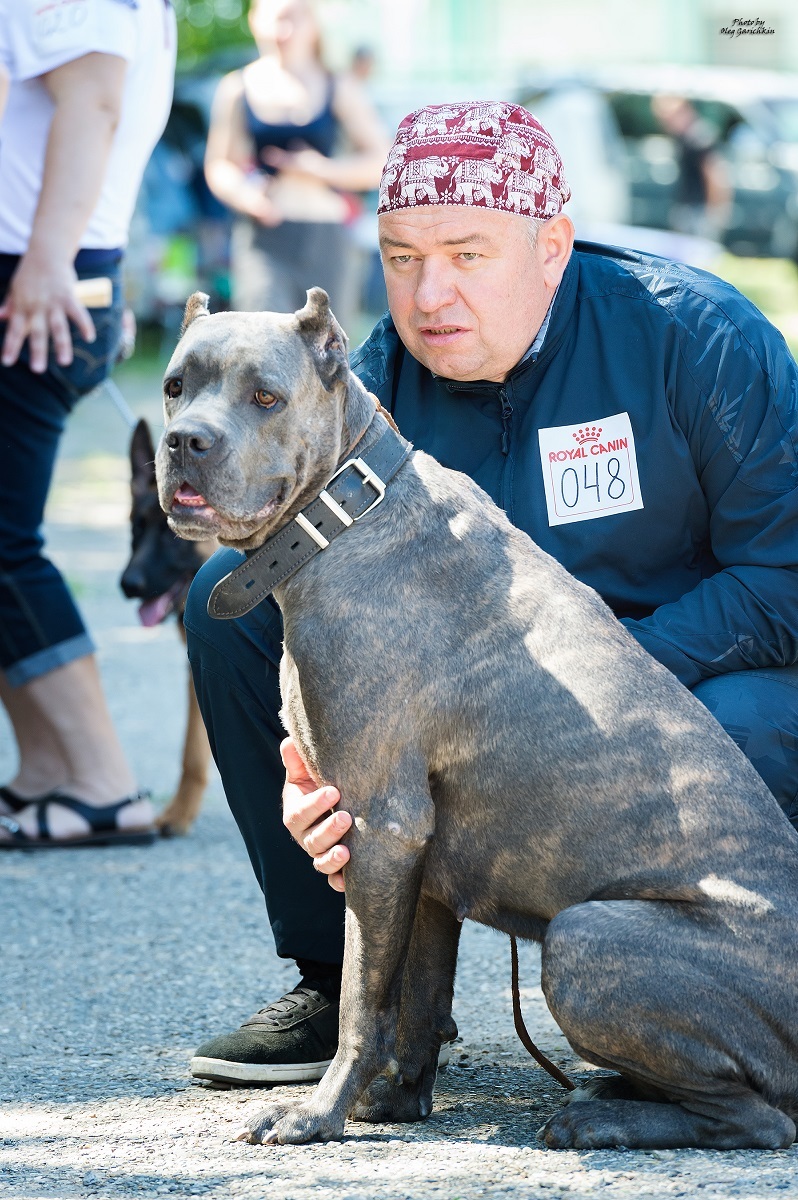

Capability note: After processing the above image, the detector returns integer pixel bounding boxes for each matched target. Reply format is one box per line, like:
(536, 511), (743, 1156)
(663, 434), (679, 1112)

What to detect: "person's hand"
(261, 145), (332, 184)
(0, 250), (95, 373)
(242, 185), (282, 228)
(281, 736), (351, 892)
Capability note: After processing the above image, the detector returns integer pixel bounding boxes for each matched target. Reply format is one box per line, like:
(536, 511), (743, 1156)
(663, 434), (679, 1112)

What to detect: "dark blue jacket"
(350, 241), (798, 689)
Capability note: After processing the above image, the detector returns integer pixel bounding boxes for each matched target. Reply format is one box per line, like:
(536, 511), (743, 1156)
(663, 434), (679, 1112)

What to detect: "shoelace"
(246, 985), (329, 1027)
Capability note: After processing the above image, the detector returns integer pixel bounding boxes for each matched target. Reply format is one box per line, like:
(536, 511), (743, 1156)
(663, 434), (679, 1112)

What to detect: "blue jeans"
(184, 547), (798, 969)
(0, 252), (124, 685)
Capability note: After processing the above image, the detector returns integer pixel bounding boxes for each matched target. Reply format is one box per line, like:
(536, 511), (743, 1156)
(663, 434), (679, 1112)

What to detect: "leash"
(103, 377), (138, 431)
(510, 935), (575, 1091)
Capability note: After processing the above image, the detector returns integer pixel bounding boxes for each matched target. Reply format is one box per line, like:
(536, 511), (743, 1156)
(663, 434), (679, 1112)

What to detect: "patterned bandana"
(377, 100), (571, 220)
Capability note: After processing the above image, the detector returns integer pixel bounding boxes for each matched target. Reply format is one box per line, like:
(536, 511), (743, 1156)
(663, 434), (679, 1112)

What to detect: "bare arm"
(0, 63), (9, 121)
(261, 75), (389, 191)
(0, 52), (127, 372)
(702, 149), (731, 215)
(203, 71), (280, 225)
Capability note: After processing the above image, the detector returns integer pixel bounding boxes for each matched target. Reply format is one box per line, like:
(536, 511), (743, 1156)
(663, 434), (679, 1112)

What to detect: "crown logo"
(573, 426), (602, 445)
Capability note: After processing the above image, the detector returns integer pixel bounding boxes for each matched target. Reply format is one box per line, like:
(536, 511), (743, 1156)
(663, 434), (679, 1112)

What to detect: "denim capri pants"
(0, 251), (124, 687)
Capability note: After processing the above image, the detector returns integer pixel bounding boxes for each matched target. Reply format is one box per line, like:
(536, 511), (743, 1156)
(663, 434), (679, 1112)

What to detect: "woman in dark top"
(205, 0), (388, 329)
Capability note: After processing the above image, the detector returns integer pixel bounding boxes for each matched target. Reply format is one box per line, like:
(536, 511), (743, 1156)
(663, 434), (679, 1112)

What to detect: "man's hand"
(281, 737), (351, 892)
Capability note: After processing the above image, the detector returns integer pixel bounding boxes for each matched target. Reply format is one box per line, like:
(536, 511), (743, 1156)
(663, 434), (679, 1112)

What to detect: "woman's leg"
(0, 277), (152, 840)
(0, 656), (153, 838)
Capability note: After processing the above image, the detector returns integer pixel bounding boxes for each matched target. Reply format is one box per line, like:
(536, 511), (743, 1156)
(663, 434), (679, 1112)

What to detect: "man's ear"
(181, 291), (210, 336)
(130, 418), (156, 494)
(295, 287), (349, 392)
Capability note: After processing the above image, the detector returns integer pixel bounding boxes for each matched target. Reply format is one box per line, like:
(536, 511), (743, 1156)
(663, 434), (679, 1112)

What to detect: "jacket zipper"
(445, 380), (515, 456)
(499, 386), (513, 456)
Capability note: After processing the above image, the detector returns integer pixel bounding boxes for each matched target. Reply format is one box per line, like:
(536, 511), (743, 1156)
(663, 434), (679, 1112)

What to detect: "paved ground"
(2, 362), (798, 1199)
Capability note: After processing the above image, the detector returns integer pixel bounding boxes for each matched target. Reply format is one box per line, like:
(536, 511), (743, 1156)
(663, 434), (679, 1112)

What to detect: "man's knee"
(183, 547), (244, 651)
(184, 547), (284, 689)
(691, 667), (798, 820)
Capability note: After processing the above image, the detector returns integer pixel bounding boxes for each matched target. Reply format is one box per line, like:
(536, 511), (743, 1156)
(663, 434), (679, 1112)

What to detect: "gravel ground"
(2, 369), (798, 1199)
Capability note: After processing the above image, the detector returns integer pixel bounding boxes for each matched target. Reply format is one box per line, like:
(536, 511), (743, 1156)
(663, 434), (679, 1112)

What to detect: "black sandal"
(0, 785), (33, 814)
(0, 790), (156, 848)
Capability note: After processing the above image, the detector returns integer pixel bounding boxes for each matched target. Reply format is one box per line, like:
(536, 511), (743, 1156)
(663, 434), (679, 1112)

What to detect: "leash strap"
(104, 379), (138, 431)
(208, 414), (413, 619)
(510, 934), (575, 1091)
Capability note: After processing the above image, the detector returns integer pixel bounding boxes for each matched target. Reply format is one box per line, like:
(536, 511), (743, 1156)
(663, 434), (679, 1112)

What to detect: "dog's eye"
(165, 378), (182, 399)
(254, 389), (279, 409)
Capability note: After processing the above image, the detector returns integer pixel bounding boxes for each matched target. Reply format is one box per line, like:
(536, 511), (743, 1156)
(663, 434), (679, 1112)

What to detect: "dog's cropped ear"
(295, 287), (349, 393)
(181, 292), (211, 337)
(130, 418), (156, 494)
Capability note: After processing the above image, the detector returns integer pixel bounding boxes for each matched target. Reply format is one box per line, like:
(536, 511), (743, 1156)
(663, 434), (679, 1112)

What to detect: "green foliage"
(173, 0), (254, 68)
(713, 253), (798, 358)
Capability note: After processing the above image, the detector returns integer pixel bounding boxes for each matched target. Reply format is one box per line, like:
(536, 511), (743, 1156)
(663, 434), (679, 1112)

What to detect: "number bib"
(537, 412), (644, 527)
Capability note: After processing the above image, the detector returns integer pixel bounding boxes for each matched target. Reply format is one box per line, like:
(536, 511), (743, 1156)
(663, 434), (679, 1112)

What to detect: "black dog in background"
(120, 419), (215, 834)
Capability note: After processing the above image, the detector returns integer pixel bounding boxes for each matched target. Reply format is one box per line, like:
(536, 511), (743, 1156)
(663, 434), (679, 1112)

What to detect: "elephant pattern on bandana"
(378, 100), (571, 218)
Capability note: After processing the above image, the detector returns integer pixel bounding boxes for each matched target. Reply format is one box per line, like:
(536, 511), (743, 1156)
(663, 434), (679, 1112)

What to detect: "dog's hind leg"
(156, 647), (210, 836)
(539, 900), (797, 1150)
(544, 1091), (794, 1150)
(242, 778), (436, 1145)
(352, 894), (461, 1123)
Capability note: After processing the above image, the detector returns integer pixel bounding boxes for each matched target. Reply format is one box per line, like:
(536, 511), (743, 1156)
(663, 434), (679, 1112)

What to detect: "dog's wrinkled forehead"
(165, 288), (347, 397)
(165, 310), (307, 393)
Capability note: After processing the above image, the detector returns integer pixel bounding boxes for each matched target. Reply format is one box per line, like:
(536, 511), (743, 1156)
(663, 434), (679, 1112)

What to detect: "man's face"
(379, 206), (567, 383)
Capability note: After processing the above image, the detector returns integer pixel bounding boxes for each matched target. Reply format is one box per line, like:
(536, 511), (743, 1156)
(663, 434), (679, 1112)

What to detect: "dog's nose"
(165, 421), (218, 458)
(120, 564), (147, 598)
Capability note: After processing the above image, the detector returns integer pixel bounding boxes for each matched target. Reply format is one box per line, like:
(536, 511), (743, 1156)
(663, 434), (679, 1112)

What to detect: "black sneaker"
(190, 981), (340, 1085)
(190, 978), (453, 1086)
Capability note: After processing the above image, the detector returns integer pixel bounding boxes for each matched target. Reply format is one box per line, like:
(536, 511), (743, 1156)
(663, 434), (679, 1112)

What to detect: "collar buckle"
(323, 455), (386, 521)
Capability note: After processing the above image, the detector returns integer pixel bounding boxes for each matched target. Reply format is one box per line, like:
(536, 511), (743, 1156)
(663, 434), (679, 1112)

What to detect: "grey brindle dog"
(156, 288), (798, 1151)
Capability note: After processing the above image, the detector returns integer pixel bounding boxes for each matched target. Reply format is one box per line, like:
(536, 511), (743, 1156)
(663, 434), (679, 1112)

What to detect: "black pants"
(184, 547), (798, 968)
(184, 548), (346, 964)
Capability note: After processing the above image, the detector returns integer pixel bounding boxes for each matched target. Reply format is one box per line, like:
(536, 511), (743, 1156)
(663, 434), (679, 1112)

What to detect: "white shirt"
(0, 0), (176, 253)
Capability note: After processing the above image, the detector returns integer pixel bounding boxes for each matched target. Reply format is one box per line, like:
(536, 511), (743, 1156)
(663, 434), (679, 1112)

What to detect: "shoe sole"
(190, 1042), (451, 1086)
(0, 829), (157, 849)
(190, 1055), (333, 1084)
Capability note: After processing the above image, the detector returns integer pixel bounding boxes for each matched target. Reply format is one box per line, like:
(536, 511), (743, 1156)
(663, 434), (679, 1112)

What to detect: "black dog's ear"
(295, 286), (349, 392)
(181, 291), (210, 336)
(130, 418), (156, 493)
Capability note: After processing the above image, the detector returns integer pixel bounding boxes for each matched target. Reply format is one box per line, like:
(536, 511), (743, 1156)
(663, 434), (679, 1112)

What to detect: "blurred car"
(519, 66), (798, 261)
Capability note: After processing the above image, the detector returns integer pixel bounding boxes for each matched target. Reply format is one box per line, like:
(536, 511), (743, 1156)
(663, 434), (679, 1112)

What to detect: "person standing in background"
(0, 0), (176, 847)
(651, 94), (731, 241)
(204, 0), (388, 331)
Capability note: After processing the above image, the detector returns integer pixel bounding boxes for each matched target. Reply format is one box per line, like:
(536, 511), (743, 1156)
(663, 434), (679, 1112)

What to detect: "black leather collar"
(208, 411), (413, 619)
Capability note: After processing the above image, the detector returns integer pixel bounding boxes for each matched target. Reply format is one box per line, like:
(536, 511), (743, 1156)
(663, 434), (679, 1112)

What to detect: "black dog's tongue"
(139, 593), (175, 628)
(138, 580), (186, 627)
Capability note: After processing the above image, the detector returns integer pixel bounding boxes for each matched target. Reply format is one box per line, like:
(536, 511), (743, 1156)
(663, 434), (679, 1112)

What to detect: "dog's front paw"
(351, 1073), (433, 1124)
(155, 801), (196, 837)
(236, 1101), (344, 1146)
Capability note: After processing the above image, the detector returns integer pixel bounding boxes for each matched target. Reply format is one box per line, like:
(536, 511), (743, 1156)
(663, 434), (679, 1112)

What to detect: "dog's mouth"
(172, 482), (214, 512)
(138, 578), (191, 628)
(169, 480), (288, 546)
